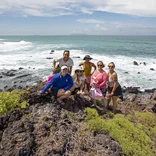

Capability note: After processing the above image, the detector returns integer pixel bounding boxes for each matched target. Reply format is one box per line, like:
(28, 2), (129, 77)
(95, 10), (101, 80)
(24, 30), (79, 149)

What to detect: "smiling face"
(61, 68), (68, 76)
(63, 51), (69, 60)
(76, 70), (84, 76)
(97, 61), (104, 70)
(108, 63), (115, 71)
(97, 63), (103, 69)
(85, 58), (90, 62)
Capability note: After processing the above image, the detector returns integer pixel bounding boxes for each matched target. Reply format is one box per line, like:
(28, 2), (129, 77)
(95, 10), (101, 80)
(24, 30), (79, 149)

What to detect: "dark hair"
(108, 62), (115, 68)
(63, 50), (70, 55)
(97, 61), (105, 68)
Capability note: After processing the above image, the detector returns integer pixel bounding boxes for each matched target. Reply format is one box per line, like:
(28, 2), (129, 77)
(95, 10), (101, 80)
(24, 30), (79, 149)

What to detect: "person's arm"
(53, 59), (56, 68)
(73, 75), (79, 87)
(69, 66), (72, 75)
(53, 58), (60, 68)
(80, 80), (85, 90)
(41, 75), (57, 93)
(99, 72), (108, 88)
(111, 73), (118, 94)
(90, 70), (96, 87)
(79, 62), (84, 66)
(64, 75), (74, 91)
(69, 58), (74, 74)
(91, 63), (96, 74)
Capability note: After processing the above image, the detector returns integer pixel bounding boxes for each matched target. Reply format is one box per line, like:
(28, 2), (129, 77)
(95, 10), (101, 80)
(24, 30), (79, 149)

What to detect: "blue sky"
(0, 0), (156, 35)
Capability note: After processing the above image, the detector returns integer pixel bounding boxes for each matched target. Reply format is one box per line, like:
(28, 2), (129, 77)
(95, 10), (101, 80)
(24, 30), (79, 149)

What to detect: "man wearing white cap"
(41, 65), (74, 104)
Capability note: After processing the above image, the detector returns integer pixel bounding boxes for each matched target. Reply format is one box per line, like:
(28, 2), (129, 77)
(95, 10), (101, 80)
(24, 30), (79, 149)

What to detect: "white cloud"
(0, 0), (156, 17)
(80, 7), (93, 14)
(22, 8), (73, 17)
(95, 24), (108, 31)
(77, 18), (105, 24)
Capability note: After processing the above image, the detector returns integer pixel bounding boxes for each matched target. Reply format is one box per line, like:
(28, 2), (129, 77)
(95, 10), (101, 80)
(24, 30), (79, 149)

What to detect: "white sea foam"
(0, 41), (156, 90)
(0, 40), (33, 52)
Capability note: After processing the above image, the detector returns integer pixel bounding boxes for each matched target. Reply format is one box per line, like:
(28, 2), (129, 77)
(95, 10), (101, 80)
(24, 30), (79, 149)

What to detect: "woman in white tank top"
(106, 62), (122, 113)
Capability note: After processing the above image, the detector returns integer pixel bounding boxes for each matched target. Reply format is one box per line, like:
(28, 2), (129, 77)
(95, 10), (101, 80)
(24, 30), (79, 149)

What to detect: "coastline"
(0, 68), (155, 93)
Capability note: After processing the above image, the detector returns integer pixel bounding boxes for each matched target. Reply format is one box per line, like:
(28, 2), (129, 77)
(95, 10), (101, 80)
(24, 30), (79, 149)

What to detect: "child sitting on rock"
(72, 66), (89, 95)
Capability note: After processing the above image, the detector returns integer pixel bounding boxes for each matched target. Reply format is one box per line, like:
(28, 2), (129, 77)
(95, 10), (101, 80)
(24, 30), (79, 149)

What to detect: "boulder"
(126, 87), (141, 94)
(19, 67), (24, 70)
(152, 91), (156, 100)
(124, 72), (129, 74)
(152, 104), (156, 113)
(73, 56), (81, 58)
(143, 62), (147, 65)
(49, 50), (55, 54)
(150, 68), (154, 71)
(126, 94), (137, 102)
(46, 57), (53, 59)
(133, 61), (139, 65)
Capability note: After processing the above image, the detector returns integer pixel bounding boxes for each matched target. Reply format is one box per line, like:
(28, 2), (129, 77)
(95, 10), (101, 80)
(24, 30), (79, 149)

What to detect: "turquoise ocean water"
(0, 35), (156, 89)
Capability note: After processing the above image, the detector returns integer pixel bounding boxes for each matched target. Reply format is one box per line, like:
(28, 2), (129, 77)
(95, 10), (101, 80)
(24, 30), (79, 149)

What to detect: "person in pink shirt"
(90, 61), (108, 105)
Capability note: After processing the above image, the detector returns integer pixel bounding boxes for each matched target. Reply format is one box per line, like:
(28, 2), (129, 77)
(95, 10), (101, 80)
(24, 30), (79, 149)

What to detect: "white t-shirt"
(74, 76), (85, 88)
(56, 57), (74, 67)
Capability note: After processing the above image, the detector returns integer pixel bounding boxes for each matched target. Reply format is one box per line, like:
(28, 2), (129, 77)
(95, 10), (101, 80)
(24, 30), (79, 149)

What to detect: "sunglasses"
(77, 70), (83, 73)
(98, 64), (103, 67)
(108, 65), (114, 68)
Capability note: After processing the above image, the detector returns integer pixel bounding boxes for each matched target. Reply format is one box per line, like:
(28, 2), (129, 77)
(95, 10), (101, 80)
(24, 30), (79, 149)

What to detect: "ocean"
(0, 35), (156, 90)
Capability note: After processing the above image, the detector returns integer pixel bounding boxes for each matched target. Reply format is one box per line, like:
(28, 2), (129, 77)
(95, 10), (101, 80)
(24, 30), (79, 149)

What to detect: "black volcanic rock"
(0, 87), (122, 156)
(133, 61), (139, 65)
(150, 68), (154, 71)
(0, 69), (41, 91)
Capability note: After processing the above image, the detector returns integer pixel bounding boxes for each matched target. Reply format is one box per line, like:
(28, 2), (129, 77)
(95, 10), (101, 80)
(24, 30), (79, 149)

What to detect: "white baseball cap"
(61, 65), (68, 70)
(75, 66), (84, 72)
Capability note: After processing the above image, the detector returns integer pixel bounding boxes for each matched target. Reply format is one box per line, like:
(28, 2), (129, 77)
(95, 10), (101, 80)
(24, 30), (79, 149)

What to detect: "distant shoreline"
(1, 35), (156, 37)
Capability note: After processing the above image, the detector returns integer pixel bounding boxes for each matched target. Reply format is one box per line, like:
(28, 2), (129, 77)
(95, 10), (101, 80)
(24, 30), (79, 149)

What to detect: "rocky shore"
(0, 69), (156, 156)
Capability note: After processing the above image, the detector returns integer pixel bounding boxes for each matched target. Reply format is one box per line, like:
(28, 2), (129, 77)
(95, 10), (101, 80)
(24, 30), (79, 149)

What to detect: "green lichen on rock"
(85, 108), (155, 156)
(84, 107), (99, 120)
(134, 112), (156, 137)
(64, 110), (77, 120)
(0, 90), (27, 115)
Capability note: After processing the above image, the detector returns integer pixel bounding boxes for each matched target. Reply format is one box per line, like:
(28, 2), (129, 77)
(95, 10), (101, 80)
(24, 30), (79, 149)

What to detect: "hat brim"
(83, 57), (92, 60)
(61, 67), (68, 70)
(75, 69), (84, 72)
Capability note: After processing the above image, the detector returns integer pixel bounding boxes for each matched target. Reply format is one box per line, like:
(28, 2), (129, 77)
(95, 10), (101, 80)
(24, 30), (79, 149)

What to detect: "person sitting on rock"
(40, 65), (74, 104)
(106, 62), (123, 113)
(72, 66), (89, 95)
(53, 50), (74, 74)
(79, 55), (96, 91)
(90, 61), (108, 106)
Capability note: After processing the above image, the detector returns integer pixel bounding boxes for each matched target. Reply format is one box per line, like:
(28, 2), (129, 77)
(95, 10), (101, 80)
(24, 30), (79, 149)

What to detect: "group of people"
(40, 50), (123, 113)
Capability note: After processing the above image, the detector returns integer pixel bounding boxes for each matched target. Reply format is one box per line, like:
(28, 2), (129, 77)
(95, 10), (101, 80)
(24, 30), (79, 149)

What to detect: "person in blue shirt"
(41, 65), (74, 104)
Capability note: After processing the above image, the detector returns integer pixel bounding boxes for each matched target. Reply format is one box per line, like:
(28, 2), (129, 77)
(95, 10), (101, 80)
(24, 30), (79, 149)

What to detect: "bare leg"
(59, 90), (71, 100)
(57, 89), (71, 102)
(106, 96), (111, 108)
(69, 85), (75, 92)
(112, 96), (118, 113)
(101, 97), (107, 107)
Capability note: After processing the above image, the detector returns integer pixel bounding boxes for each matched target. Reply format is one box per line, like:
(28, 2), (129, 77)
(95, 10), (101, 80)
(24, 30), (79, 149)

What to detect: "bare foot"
(57, 98), (65, 105)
